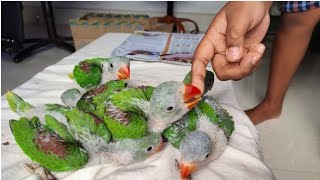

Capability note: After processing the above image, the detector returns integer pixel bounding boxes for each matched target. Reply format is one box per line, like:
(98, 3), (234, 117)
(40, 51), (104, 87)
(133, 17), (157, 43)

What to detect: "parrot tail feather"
(6, 91), (34, 116)
(45, 104), (70, 114)
(68, 73), (74, 80)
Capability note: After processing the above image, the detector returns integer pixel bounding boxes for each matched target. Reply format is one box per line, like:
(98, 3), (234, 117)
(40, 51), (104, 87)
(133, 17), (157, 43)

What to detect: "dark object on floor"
(2, 2), (75, 63)
(1, 2), (24, 55)
(2, 142), (10, 146)
(13, 2), (75, 63)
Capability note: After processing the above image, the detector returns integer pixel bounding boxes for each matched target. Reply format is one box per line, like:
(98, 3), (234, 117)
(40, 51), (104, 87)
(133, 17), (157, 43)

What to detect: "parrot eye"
(124, 83), (128, 87)
(110, 63), (114, 68)
(101, 64), (104, 68)
(166, 106), (174, 112)
(205, 154), (209, 159)
(146, 145), (154, 153)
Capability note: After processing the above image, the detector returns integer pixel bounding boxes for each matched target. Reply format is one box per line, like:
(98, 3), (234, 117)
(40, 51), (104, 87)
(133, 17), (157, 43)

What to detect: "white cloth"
(1, 33), (275, 180)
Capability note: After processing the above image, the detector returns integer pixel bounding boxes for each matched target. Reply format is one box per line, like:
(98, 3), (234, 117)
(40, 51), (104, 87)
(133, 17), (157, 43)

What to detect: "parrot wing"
(9, 116), (88, 172)
(73, 57), (108, 88)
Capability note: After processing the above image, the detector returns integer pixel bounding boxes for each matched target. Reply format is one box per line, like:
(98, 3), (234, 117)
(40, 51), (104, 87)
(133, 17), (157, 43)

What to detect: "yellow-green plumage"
(64, 108), (112, 143)
(45, 114), (76, 144)
(9, 116), (88, 172)
(100, 87), (150, 140)
(76, 80), (127, 113)
(103, 113), (148, 140)
(73, 58), (108, 88)
(6, 91), (34, 115)
(163, 99), (234, 149)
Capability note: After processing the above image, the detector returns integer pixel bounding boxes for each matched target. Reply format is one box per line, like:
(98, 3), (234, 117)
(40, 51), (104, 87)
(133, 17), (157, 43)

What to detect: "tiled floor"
(1, 48), (71, 95)
(2, 25), (320, 179)
(233, 47), (320, 179)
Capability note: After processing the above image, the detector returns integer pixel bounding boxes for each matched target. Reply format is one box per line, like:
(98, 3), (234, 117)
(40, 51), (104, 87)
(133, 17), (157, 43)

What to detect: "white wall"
(22, 1), (227, 33)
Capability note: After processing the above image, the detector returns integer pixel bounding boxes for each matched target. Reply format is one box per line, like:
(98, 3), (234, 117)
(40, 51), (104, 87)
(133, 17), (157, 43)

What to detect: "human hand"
(192, 1), (272, 93)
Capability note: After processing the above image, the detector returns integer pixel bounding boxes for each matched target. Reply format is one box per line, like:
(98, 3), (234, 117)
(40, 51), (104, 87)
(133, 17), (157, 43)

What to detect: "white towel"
(1, 33), (274, 180)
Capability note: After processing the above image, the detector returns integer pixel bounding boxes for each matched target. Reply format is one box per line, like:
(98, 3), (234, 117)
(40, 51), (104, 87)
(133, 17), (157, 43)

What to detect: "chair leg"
(24, 38), (45, 44)
(55, 40), (75, 53)
(13, 40), (49, 63)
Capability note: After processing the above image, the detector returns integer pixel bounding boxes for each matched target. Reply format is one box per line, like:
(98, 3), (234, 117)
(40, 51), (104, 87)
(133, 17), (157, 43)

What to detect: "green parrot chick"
(73, 56), (130, 89)
(100, 56), (130, 82)
(95, 133), (164, 165)
(144, 81), (202, 133)
(179, 115), (228, 179)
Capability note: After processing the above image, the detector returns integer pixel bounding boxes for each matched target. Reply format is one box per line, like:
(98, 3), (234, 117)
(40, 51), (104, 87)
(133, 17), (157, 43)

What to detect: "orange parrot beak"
(148, 140), (164, 157)
(117, 65), (130, 80)
(183, 84), (201, 109)
(180, 162), (198, 180)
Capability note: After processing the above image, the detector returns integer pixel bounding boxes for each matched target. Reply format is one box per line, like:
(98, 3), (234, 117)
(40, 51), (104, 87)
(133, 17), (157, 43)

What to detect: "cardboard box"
(144, 17), (174, 33)
(69, 13), (149, 50)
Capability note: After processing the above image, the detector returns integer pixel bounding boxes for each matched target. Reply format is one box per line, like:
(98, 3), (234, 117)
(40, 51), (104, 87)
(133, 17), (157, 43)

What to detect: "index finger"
(191, 37), (215, 94)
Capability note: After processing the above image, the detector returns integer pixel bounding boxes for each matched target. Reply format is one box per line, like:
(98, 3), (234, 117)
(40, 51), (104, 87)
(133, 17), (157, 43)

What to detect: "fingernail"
(257, 45), (265, 54)
(252, 55), (260, 65)
(228, 47), (240, 60)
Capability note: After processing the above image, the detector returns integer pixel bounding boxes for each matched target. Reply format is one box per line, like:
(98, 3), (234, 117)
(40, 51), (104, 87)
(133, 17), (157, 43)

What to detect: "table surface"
(1, 33), (274, 180)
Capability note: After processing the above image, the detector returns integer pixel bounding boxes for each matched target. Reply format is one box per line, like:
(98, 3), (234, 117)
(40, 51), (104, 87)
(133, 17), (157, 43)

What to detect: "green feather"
(163, 99), (233, 148)
(44, 114), (76, 144)
(68, 73), (74, 79)
(73, 64), (101, 88)
(162, 110), (197, 149)
(143, 86), (155, 100)
(196, 100), (219, 124)
(76, 99), (96, 112)
(183, 70), (214, 95)
(73, 57), (109, 88)
(92, 80), (127, 105)
(30, 116), (41, 127)
(92, 103), (106, 119)
(214, 105), (234, 139)
(186, 109), (198, 131)
(183, 71), (192, 84)
(65, 108), (111, 143)
(109, 88), (147, 113)
(10, 117), (88, 171)
(84, 57), (109, 65)
(204, 97), (235, 139)
(219, 116), (234, 139)
(45, 104), (71, 113)
(103, 113), (148, 140)
(76, 80), (127, 113)
(6, 91), (34, 115)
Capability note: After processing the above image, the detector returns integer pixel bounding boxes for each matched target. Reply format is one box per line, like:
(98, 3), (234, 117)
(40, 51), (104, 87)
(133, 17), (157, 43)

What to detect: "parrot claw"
(23, 163), (56, 180)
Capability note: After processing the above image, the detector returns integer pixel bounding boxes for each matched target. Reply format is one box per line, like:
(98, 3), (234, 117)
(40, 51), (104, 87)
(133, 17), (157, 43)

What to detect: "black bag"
(1, 1), (24, 53)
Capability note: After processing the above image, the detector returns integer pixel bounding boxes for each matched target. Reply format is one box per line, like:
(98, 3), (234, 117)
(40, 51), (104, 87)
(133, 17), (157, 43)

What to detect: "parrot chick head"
(179, 131), (213, 179)
(148, 81), (201, 133)
(101, 133), (164, 165)
(61, 88), (82, 107)
(132, 132), (164, 159)
(101, 56), (130, 80)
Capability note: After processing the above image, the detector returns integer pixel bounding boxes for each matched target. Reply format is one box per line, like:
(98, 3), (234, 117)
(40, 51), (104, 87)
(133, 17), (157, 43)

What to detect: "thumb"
(225, 13), (251, 62)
